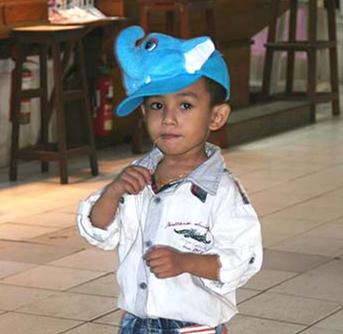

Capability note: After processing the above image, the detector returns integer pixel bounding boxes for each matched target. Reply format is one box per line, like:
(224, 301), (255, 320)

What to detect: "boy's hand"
(90, 165), (150, 230)
(145, 246), (185, 279)
(106, 166), (151, 197)
(145, 245), (220, 281)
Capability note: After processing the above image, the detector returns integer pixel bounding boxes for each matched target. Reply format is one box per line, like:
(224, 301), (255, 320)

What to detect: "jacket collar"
(135, 143), (224, 196)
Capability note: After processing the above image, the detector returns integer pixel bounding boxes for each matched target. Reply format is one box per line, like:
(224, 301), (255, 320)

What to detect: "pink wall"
(252, 8), (307, 59)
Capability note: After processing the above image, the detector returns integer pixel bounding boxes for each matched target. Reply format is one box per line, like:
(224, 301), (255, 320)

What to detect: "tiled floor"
(0, 104), (342, 334)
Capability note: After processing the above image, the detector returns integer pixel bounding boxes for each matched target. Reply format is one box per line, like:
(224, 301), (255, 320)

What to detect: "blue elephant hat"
(114, 25), (230, 117)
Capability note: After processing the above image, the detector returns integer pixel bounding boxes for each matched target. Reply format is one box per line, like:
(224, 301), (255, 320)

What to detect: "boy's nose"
(161, 107), (177, 126)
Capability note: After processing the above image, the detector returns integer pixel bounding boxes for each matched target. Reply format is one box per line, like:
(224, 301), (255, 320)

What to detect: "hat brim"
(115, 73), (202, 117)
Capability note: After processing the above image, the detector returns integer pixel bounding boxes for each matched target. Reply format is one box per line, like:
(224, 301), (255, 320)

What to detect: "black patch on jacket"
(174, 228), (211, 244)
(191, 184), (207, 203)
(233, 180), (250, 205)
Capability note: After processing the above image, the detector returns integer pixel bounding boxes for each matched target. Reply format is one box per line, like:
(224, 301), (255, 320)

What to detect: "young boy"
(77, 25), (262, 333)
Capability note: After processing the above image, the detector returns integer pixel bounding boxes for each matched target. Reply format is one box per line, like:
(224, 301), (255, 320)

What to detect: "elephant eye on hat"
(114, 25), (230, 117)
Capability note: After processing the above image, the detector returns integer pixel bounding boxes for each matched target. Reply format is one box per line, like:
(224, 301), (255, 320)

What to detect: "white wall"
(0, 58), (54, 167)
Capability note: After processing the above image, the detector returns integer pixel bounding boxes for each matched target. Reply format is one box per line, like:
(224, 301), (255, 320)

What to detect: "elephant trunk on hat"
(115, 25), (215, 96)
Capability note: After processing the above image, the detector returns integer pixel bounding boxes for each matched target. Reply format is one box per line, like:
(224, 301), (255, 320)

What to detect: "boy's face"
(141, 78), (230, 157)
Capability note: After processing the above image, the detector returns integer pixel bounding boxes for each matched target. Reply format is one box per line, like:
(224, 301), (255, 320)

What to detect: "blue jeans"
(118, 312), (224, 334)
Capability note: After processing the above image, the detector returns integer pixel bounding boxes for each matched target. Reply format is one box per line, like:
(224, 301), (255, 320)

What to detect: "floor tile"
(261, 215), (323, 239)
(306, 221), (343, 239)
(31, 226), (90, 250)
(0, 196), (70, 222)
(93, 309), (124, 327)
(11, 211), (77, 228)
(262, 249), (331, 273)
(69, 273), (119, 297)
(269, 233), (343, 257)
(0, 260), (36, 279)
(269, 201), (343, 222)
(244, 268), (298, 291)
(0, 312), (81, 334)
(0, 241), (80, 264)
(0, 181), (57, 197)
(48, 248), (117, 272)
(300, 328), (343, 334)
(239, 291), (341, 325)
(236, 288), (261, 304)
(60, 204), (82, 214)
(271, 259), (343, 304)
(313, 309), (343, 332)
(0, 222), (60, 241)
(248, 193), (293, 217)
(2, 265), (104, 290)
(62, 323), (117, 334)
(0, 283), (55, 311)
(18, 292), (117, 321)
(226, 314), (305, 334)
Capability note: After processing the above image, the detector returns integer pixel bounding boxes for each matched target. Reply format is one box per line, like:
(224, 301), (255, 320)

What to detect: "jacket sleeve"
(200, 180), (263, 295)
(76, 189), (121, 251)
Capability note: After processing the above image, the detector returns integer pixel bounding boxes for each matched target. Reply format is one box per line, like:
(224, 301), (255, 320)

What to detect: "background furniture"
(261, 0), (340, 121)
(10, 25), (98, 184)
(138, 0), (215, 38)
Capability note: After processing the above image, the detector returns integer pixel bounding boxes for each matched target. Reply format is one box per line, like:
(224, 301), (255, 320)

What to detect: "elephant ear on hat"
(115, 25), (215, 96)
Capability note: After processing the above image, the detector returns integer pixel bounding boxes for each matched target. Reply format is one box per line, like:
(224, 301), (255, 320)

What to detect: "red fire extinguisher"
(10, 65), (33, 124)
(93, 75), (114, 137)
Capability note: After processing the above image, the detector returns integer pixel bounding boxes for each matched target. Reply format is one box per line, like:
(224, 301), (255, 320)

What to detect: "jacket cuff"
(200, 247), (261, 294)
(76, 190), (120, 250)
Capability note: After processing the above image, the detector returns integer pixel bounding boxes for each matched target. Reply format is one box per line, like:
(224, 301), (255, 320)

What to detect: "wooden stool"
(261, 0), (340, 121)
(9, 25), (99, 184)
(138, 0), (215, 38)
(132, 0), (216, 153)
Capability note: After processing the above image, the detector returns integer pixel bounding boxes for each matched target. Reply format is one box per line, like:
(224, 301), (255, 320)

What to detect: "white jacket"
(77, 144), (263, 327)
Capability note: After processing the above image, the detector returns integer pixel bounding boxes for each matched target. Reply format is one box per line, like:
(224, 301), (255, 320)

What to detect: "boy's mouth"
(159, 133), (182, 140)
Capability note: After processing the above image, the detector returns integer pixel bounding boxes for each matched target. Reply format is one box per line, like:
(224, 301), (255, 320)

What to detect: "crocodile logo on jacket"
(174, 228), (211, 244)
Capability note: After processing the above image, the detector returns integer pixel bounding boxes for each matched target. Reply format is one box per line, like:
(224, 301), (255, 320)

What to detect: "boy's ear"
(209, 103), (231, 131)
(140, 105), (146, 120)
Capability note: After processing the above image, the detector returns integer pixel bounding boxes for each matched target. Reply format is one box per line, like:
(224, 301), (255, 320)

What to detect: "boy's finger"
(149, 263), (169, 274)
(146, 257), (166, 268)
(144, 246), (169, 260)
(121, 174), (143, 193)
(130, 166), (152, 184)
(155, 270), (173, 279)
(124, 169), (149, 189)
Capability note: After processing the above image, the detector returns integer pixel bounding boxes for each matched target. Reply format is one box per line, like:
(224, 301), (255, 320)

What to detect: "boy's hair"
(204, 77), (227, 107)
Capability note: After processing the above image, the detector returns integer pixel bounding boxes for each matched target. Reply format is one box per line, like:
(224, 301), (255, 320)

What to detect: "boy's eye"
(149, 102), (164, 110)
(180, 102), (192, 110)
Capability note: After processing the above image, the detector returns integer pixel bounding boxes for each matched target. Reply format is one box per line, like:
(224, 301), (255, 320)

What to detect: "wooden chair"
(9, 25), (99, 184)
(138, 0), (215, 38)
(261, 0), (340, 122)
